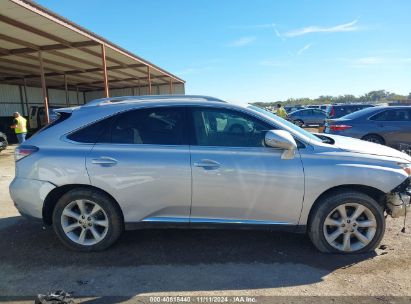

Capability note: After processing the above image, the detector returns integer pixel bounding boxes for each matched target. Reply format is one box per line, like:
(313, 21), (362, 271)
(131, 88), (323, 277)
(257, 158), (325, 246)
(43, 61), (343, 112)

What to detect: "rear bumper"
(9, 178), (56, 220)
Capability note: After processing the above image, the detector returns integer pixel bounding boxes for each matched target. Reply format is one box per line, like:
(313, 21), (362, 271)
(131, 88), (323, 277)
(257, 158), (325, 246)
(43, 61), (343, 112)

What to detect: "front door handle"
(91, 156), (118, 165)
(193, 159), (221, 169)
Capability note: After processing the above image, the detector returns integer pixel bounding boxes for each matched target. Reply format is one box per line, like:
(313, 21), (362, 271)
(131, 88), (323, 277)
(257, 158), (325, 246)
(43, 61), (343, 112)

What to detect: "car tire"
(295, 119), (304, 127)
(308, 190), (385, 254)
(0, 135), (7, 151)
(52, 188), (123, 251)
(362, 134), (385, 145)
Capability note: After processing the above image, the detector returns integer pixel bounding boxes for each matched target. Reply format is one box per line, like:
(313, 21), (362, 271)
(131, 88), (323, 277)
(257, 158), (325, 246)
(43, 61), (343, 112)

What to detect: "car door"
(312, 110), (326, 125)
(86, 106), (192, 224)
(189, 106), (305, 225)
(371, 109), (411, 148)
(304, 110), (315, 124)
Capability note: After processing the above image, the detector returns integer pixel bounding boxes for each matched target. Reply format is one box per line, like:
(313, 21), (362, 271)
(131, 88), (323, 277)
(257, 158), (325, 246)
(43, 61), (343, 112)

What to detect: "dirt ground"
(0, 144), (410, 303)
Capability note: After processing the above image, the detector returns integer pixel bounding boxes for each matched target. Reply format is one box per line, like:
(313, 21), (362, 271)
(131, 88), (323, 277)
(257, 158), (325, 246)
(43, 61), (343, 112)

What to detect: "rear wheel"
(308, 191), (385, 254)
(294, 119), (304, 128)
(362, 134), (385, 145)
(52, 188), (123, 251)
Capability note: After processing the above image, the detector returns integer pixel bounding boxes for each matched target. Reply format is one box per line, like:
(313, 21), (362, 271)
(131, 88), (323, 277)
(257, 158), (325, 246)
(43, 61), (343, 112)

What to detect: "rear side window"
(101, 107), (186, 145)
(67, 117), (113, 143)
(370, 109), (411, 121)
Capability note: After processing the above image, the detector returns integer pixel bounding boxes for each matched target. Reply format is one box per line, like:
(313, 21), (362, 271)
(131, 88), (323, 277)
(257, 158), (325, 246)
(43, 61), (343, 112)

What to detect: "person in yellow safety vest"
(10, 112), (27, 144)
(275, 103), (288, 119)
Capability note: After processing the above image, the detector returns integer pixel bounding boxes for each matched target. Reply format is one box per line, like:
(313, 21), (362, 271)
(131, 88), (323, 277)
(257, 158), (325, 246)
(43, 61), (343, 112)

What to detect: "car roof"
(83, 95), (226, 107)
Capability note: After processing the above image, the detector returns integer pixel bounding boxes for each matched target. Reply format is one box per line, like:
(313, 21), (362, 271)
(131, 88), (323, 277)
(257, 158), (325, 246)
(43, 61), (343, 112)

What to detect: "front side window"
(191, 108), (271, 147)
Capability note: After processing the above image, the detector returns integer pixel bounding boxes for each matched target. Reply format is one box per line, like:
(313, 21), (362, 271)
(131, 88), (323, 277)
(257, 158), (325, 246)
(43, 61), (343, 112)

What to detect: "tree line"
(251, 90), (411, 107)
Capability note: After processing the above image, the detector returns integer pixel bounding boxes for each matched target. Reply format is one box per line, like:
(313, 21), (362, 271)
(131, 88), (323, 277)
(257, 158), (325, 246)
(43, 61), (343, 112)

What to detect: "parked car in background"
(324, 106), (411, 150)
(29, 106), (59, 131)
(288, 108), (327, 127)
(0, 131), (7, 152)
(284, 105), (305, 113)
(326, 104), (374, 119)
(10, 95), (410, 254)
(320, 105), (329, 111)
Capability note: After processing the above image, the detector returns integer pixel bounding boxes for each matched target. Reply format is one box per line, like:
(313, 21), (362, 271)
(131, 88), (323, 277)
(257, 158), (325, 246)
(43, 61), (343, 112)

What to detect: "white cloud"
(230, 24), (274, 29)
(341, 56), (411, 68)
(285, 20), (359, 37)
(177, 66), (213, 76)
(231, 23), (284, 40)
(297, 43), (313, 55)
(227, 36), (256, 47)
(259, 59), (288, 67)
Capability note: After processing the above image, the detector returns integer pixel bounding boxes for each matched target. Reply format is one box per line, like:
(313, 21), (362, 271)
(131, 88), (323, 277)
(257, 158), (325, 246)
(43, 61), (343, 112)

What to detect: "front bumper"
(386, 179), (411, 218)
(9, 178), (56, 220)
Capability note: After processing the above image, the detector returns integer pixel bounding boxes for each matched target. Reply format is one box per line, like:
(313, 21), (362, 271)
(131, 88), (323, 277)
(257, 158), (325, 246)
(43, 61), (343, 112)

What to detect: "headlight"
(399, 163), (411, 176)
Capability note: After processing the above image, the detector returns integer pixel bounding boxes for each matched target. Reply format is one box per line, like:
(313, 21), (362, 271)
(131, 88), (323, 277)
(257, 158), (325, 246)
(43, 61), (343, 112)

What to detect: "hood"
(320, 134), (411, 163)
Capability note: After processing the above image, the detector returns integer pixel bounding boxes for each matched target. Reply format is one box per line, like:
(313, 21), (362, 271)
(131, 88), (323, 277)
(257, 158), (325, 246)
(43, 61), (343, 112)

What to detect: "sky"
(36, 0), (411, 104)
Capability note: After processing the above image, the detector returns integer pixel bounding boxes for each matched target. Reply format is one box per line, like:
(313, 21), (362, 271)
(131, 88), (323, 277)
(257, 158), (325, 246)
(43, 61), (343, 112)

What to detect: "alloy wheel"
(323, 203), (377, 252)
(61, 199), (109, 246)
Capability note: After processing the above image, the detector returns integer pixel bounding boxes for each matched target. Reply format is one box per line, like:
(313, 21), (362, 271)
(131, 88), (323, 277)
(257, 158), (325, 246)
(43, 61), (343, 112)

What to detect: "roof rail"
(84, 95), (226, 106)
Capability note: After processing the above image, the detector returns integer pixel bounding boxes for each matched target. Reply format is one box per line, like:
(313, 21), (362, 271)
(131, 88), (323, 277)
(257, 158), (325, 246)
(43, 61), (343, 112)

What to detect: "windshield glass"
(247, 105), (322, 143)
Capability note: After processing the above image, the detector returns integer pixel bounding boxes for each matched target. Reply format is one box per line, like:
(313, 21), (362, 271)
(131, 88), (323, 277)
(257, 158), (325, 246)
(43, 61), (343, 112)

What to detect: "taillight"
(15, 145), (39, 161)
(330, 125), (352, 131)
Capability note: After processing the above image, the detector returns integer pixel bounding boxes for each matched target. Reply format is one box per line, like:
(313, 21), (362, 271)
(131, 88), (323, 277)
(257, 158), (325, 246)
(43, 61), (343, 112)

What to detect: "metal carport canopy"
(0, 0), (185, 121)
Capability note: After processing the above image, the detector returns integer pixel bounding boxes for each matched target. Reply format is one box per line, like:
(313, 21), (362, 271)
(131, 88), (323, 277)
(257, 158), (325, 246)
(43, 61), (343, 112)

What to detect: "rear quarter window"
(67, 117), (113, 143)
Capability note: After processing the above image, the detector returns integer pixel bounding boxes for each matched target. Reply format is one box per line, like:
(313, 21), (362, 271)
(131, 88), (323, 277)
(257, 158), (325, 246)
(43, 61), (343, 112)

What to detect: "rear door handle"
(91, 156), (118, 165)
(193, 159), (221, 169)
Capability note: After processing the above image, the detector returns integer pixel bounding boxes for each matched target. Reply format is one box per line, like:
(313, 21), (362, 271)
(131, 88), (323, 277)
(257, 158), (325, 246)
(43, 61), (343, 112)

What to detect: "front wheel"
(308, 191), (385, 254)
(52, 188), (123, 251)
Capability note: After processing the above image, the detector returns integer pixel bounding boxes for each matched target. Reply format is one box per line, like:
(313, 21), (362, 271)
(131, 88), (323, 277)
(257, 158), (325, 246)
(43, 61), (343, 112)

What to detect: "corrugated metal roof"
(0, 0), (185, 92)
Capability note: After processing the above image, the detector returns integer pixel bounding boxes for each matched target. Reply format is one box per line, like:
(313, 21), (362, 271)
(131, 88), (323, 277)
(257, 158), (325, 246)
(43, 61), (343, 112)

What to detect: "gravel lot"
(0, 144), (410, 303)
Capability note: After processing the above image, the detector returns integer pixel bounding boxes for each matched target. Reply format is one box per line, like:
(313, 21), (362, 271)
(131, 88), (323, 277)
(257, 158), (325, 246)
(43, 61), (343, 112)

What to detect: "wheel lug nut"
(341, 224), (345, 227)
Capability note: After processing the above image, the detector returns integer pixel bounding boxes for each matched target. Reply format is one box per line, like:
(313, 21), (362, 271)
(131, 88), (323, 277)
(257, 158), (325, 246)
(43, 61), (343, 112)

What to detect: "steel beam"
(101, 44), (109, 98)
(147, 66), (152, 95)
(38, 51), (49, 123)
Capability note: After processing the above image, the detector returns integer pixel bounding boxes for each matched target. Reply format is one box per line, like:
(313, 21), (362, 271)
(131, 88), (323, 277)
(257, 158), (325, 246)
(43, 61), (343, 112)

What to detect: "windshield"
(247, 105), (322, 143)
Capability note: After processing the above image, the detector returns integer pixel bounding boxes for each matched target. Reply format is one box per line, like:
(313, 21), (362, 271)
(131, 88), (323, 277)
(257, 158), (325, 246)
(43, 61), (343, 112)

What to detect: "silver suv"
(9, 95), (411, 253)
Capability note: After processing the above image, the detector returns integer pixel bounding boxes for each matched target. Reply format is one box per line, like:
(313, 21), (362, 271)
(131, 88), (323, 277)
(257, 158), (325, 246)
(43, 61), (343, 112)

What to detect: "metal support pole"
(101, 44), (109, 98)
(147, 66), (152, 95)
(138, 79), (141, 95)
(169, 78), (173, 95)
(132, 86), (135, 96)
(64, 74), (69, 106)
(23, 78), (29, 116)
(18, 85), (25, 115)
(38, 51), (50, 124)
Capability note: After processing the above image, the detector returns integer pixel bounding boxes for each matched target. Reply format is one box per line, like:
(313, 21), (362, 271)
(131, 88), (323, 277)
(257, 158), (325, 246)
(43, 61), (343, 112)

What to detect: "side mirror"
(265, 130), (297, 159)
